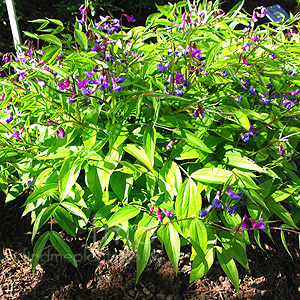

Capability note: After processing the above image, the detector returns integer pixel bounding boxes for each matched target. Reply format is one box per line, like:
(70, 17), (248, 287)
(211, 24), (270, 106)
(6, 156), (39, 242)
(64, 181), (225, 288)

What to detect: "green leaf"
(143, 125), (156, 167)
(173, 129), (213, 153)
(107, 206), (140, 227)
(5, 183), (24, 204)
(74, 29), (88, 50)
(205, 42), (222, 68)
(124, 144), (155, 173)
(85, 164), (103, 202)
(280, 228), (293, 259)
(191, 168), (233, 184)
(61, 202), (88, 222)
(190, 219), (207, 258)
(32, 203), (59, 242)
(99, 230), (115, 248)
(265, 198), (298, 229)
(175, 178), (201, 220)
(50, 231), (77, 267)
(32, 231), (50, 276)
(59, 156), (83, 201)
(216, 246), (240, 292)
(270, 187), (298, 202)
(53, 206), (77, 238)
(24, 184), (57, 206)
(136, 230), (151, 283)
(163, 223), (180, 274)
(233, 111), (250, 130)
(38, 34), (62, 46)
(190, 248), (214, 282)
(109, 124), (128, 150)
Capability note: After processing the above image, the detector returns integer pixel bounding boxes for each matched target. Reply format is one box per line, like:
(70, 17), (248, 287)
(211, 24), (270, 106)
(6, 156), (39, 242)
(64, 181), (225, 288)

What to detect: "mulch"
(1, 194), (300, 299)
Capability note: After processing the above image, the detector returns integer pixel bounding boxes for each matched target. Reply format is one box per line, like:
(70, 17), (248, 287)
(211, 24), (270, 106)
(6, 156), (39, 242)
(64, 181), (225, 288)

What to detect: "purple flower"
(251, 218), (266, 229)
(115, 77), (125, 84)
(161, 208), (174, 218)
(77, 78), (88, 89)
(12, 129), (21, 139)
(212, 190), (221, 208)
(269, 53), (277, 60)
(149, 204), (155, 216)
(271, 92), (279, 99)
(243, 42), (251, 52)
(0, 94), (5, 101)
(277, 143), (285, 156)
(224, 202), (237, 217)
(282, 96), (292, 109)
(226, 185), (242, 200)
(91, 44), (104, 53)
(124, 14), (136, 23)
(78, 4), (87, 24)
(83, 99), (91, 106)
(59, 128), (65, 139)
(241, 133), (250, 142)
(83, 71), (96, 78)
(288, 69), (295, 76)
(157, 208), (162, 222)
(220, 70), (228, 78)
(251, 36), (259, 42)
(265, 83), (273, 89)
(242, 54), (251, 66)
(194, 103), (204, 118)
(248, 125), (259, 136)
(157, 63), (169, 72)
(256, 6), (267, 18)
(249, 86), (255, 96)
(286, 89), (299, 96)
(58, 77), (70, 91)
(243, 24), (251, 33)
(241, 78), (250, 89)
(241, 215), (251, 230)
(259, 91), (271, 105)
(199, 205), (213, 217)
(166, 140), (174, 151)
(27, 177), (34, 188)
(6, 112), (13, 124)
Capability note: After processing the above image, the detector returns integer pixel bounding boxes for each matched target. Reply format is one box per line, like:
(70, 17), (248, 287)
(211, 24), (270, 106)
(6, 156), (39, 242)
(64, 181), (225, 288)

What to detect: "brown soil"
(1, 194), (300, 300)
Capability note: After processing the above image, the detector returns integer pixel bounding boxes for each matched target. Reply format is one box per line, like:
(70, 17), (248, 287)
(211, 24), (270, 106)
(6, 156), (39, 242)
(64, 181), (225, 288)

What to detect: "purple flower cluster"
(149, 205), (174, 222)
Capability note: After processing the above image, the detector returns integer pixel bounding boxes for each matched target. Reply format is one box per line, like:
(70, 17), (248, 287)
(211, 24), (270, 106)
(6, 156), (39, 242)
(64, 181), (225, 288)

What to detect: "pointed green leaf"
(61, 202), (88, 222)
(50, 231), (77, 267)
(99, 230), (115, 248)
(190, 248), (215, 282)
(74, 29), (88, 50)
(163, 223), (180, 274)
(38, 34), (62, 46)
(190, 219), (207, 257)
(59, 156), (83, 201)
(191, 168), (233, 184)
(216, 246), (240, 292)
(24, 184), (57, 206)
(32, 231), (50, 276)
(136, 230), (151, 283)
(53, 206), (77, 238)
(143, 125), (156, 167)
(107, 206), (140, 227)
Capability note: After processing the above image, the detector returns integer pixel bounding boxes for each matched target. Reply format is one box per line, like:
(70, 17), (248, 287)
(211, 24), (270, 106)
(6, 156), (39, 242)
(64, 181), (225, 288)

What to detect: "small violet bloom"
(288, 69), (295, 76)
(0, 94), (5, 101)
(161, 208), (174, 218)
(220, 70), (229, 78)
(269, 53), (277, 60)
(277, 142), (285, 156)
(12, 129), (21, 140)
(199, 205), (213, 217)
(243, 54), (251, 66)
(286, 89), (299, 97)
(241, 133), (250, 142)
(124, 14), (136, 23)
(224, 202), (237, 217)
(226, 185), (242, 200)
(249, 86), (255, 96)
(194, 103), (204, 118)
(148, 204), (155, 216)
(27, 177), (34, 188)
(243, 42), (251, 52)
(265, 83), (273, 89)
(166, 140), (174, 151)
(212, 190), (221, 208)
(157, 207), (162, 222)
(157, 63), (169, 72)
(241, 215), (266, 230)
(259, 91), (271, 105)
(6, 112), (13, 124)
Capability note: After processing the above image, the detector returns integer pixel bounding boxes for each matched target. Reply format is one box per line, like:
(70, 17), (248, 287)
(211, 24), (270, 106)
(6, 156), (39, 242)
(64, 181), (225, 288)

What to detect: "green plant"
(1, 0), (300, 290)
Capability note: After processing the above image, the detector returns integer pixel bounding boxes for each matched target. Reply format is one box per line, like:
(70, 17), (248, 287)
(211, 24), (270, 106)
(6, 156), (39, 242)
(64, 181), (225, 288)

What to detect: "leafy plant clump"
(1, 0), (300, 290)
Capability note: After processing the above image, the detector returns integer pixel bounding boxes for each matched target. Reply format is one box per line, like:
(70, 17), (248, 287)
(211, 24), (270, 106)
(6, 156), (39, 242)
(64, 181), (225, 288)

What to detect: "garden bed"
(1, 195), (300, 300)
